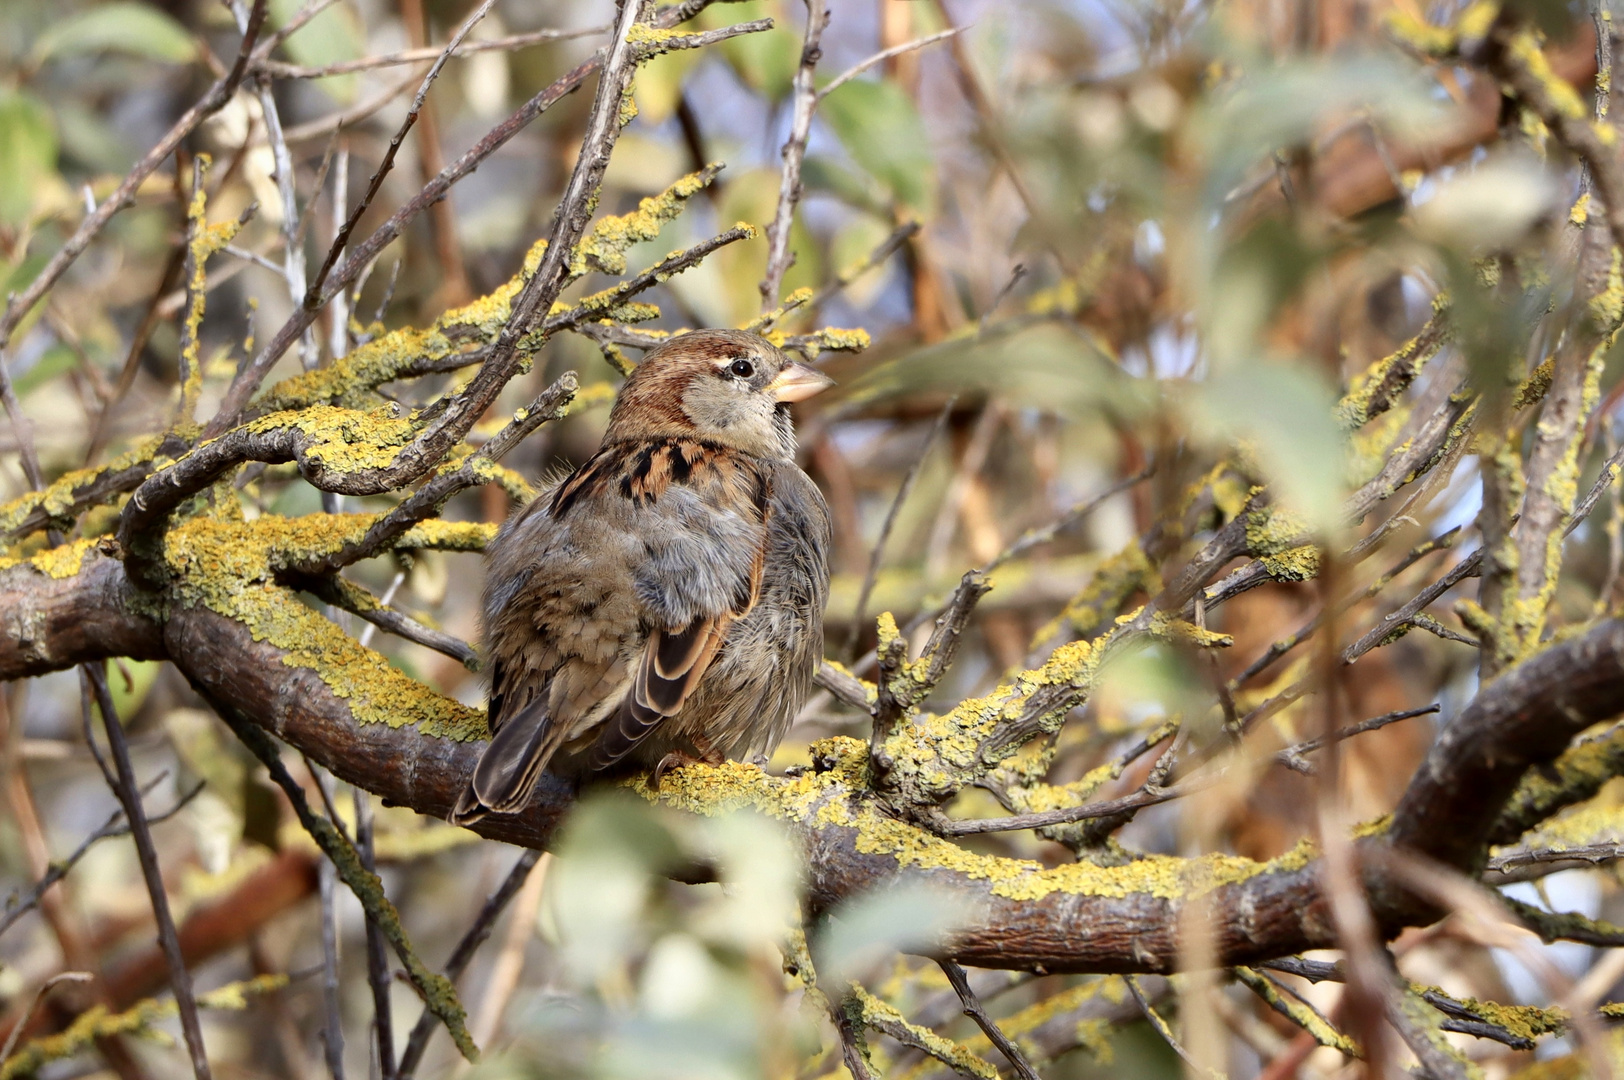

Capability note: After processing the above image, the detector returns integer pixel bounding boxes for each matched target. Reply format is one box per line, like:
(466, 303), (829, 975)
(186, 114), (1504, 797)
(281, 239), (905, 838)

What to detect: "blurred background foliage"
(8, 0), (1624, 1075)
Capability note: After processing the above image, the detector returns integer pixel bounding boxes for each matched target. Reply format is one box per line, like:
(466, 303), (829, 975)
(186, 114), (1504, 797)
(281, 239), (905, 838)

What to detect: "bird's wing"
(587, 441), (773, 768)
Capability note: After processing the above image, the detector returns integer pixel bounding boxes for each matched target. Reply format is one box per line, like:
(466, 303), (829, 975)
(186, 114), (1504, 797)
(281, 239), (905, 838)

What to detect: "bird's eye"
(729, 358), (756, 379)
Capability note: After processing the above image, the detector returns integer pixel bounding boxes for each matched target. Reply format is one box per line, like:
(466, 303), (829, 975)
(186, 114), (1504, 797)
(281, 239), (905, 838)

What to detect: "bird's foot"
(650, 744), (727, 789)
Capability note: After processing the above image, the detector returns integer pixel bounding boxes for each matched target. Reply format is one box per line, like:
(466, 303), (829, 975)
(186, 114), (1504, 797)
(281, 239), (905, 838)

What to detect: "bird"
(450, 329), (834, 824)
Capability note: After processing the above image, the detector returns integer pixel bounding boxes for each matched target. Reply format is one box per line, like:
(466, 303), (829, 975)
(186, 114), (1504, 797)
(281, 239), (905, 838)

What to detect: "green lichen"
(157, 514), (486, 740)
(177, 155), (242, 422)
(256, 170), (721, 416)
(1508, 28), (1589, 121)
(1032, 542), (1154, 647)
(1260, 545), (1322, 581)
(745, 287), (815, 333)
(0, 537), (100, 579)
(1495, 722), (1624, 837)
(572, 166), (719, 278)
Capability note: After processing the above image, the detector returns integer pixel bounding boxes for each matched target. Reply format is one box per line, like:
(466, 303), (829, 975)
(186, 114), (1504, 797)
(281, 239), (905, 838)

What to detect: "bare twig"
(0, 775), (199, 940)
(86, 664), (213, 1080)
(937, 960), (1042, 1080)
(0, 0), (269, 358)
(355, 787), (395, 1079)
(808, 220), (920, 313)
(260, 25), (605, 79)
(395, 849), (545, 1080)
(1127, 976), (1206, 1075)
(846, 397), (956, 659)
(1274, 705), (1440, 775)
(819, 27), (964, 100)
(317, 857), (345, 1079)
(759, 0), (830, 308)
(308, 0), (498, 304)
(209, 0), (763, 434)
(0, 973), (95, 1065)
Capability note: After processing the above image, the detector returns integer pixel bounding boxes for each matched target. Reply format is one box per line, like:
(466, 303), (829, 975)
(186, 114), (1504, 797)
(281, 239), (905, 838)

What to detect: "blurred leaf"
(30, 2), (196, 65)
(702, 0), (797, 101)
(803, 155), (891, 217)
(1412, 153), (1559, 251)
(638, 933), (720, 1019)
(1205, 217), (1320, 367)
(1192, 361), (1346, 532)
(816, 880), (971, 987)
(820, 78), (937, 213)
(0, 88), (58, 228)
(53, 99), (136, 172)
(551, 793), (681, 981)
(1199, 51), (1442, 207)
(848, 323), (1134, 417)
(270, 0), (363, 103)
(634, 47), (702, 127)
(14, 344), (74, 397)
(109, 658), (162, 722)
(830, 212), (896, 307)
(688, 812), (799, 948)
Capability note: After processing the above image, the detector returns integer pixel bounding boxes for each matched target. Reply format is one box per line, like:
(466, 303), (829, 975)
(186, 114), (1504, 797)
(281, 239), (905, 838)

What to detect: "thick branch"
(10, 557), (1624, 975)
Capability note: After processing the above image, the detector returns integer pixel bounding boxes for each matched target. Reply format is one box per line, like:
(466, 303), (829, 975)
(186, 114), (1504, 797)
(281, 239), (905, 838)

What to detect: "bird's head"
(603, 329), (835, 459)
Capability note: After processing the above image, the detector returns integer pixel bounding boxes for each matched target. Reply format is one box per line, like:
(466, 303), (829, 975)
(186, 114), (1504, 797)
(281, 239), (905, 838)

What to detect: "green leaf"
(14, 345), (76, 397)
(0, 89), (58, 228)
(30, 2), (196, 65)
(1192, 362), (1346, 534)
(700, 0), (797, 101)
(270, 0), (364, 103)
(818, 78), (937, 213)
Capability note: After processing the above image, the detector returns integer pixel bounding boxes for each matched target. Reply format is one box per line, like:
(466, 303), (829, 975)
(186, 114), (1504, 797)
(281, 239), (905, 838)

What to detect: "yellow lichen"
(0, 537), (100, 579)
(0, 975), (287, 1080)
(157, 514), (487, 740)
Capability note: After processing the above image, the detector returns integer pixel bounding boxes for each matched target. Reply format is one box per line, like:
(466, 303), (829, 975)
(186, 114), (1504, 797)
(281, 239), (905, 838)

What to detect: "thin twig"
(318, 857), (345, 1079)
(306, 576), (479, 667)
(233, 0), (319, 371)
(260, 25), (605, 79)
(0, 775), (200, 940)
(356, 786), (395, 1079)
(1486, 842), (1624, 874)
(308, 0), (498, 303)
(0, 972), (95, 1064)
(817, 27), (964, 100)
(86, 664), (213, 1080)
(809, 220), (919, 312)
(1127, 976), (1206, 1075)
(759, 0), (830, 309)
(845, 397), (956, 659)
(937, 960), (1042, 1080)
(1274, 705), (1440, 775)
(209, 0), (761, 434)
(395, 849), (544, 1079)
(0, 0), (269, 357)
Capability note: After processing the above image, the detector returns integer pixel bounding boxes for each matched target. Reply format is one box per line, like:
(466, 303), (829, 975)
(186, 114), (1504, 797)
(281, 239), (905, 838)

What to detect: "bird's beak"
(767, 362), (836, 403)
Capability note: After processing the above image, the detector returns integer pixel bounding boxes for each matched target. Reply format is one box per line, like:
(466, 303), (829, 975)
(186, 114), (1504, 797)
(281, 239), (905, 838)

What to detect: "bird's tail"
(449, 698), (567, 825)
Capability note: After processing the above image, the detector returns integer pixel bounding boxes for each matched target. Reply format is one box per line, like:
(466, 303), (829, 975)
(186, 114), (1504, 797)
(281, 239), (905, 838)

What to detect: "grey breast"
(679, 461), (832, 764)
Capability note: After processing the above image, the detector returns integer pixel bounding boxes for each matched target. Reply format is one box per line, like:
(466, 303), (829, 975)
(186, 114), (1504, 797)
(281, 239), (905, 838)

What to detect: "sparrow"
(450, 329), (834, 824)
